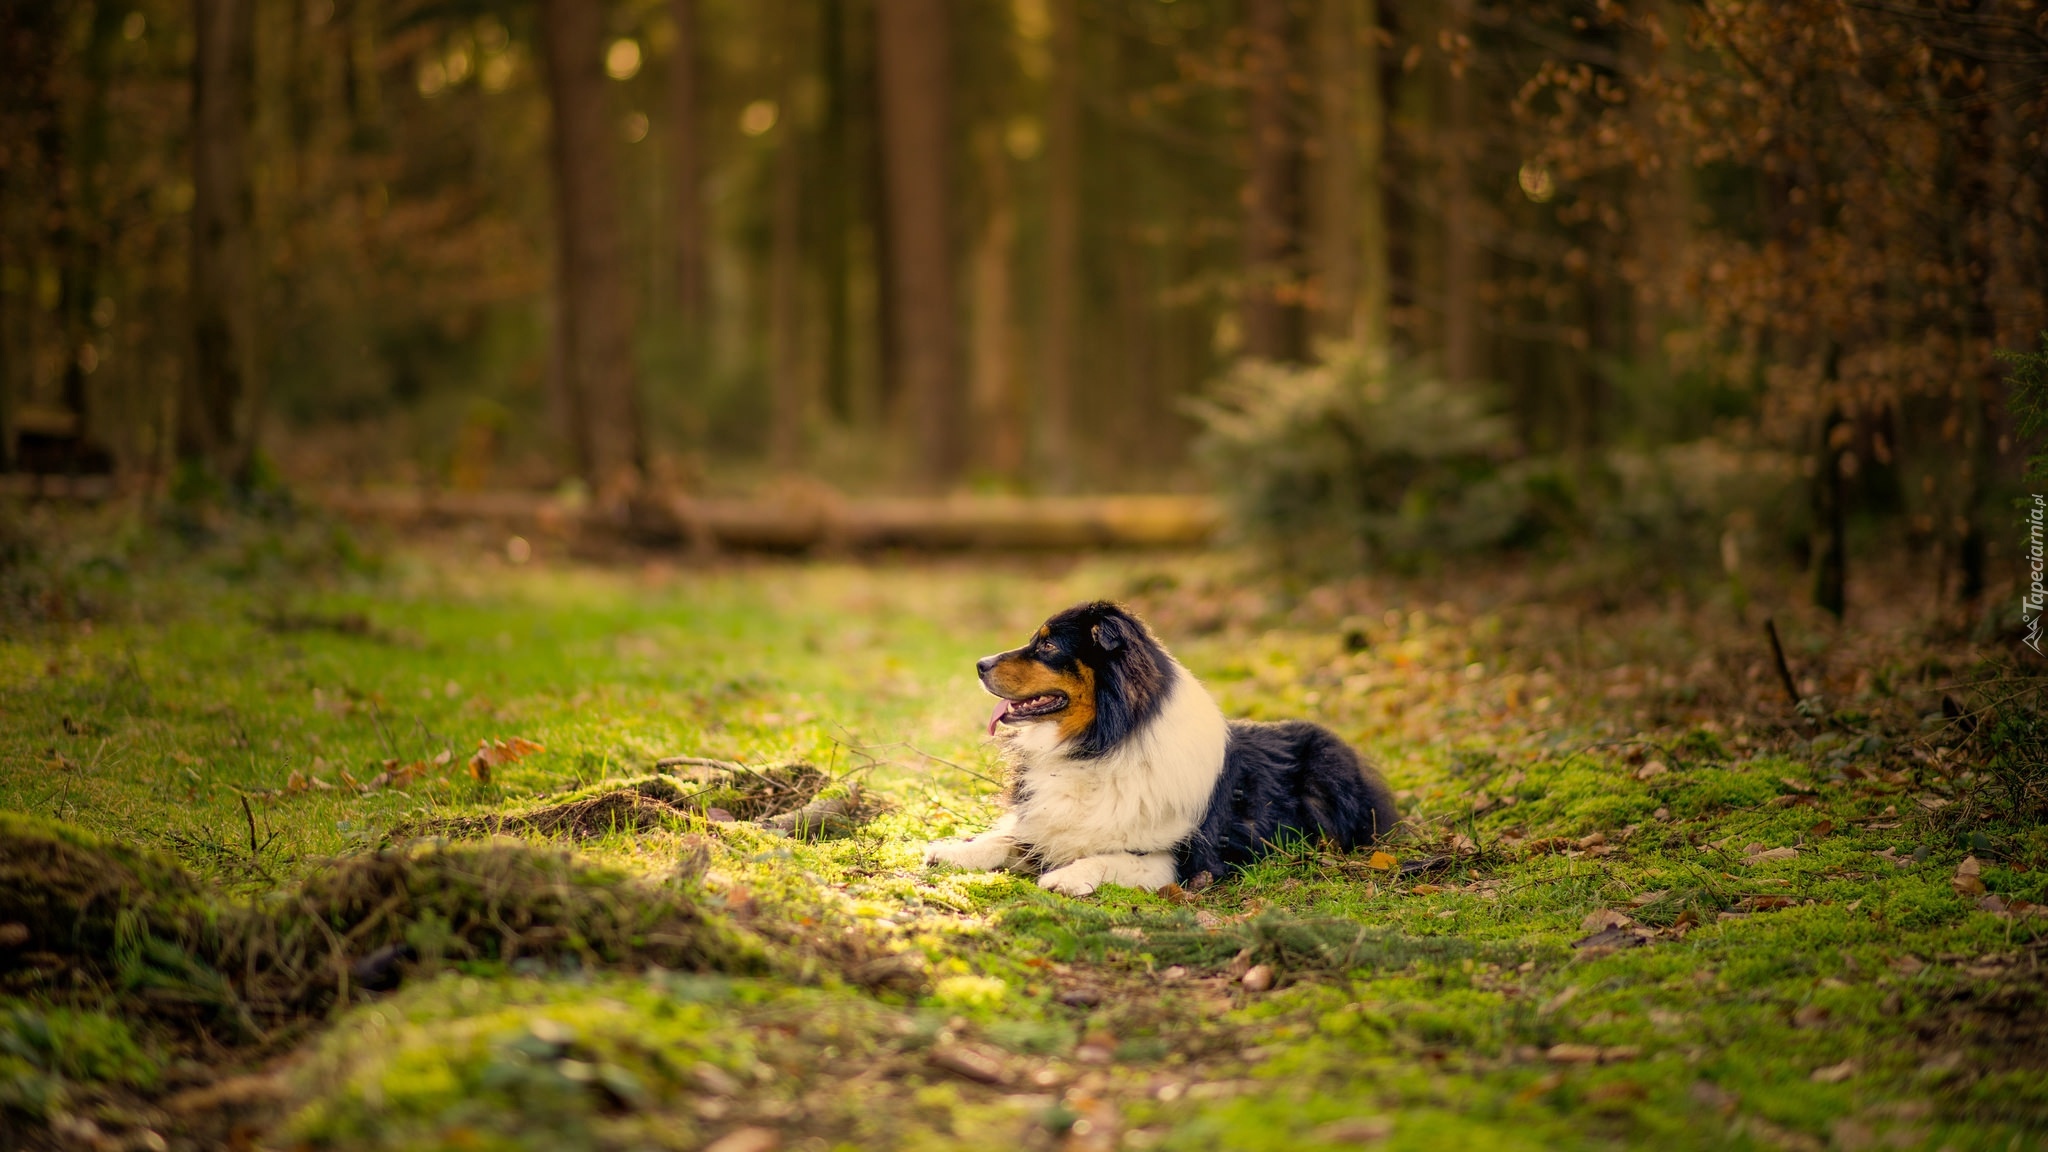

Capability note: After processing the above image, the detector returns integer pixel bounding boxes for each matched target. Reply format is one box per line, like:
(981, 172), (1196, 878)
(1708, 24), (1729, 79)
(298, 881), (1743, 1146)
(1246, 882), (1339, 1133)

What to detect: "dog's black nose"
(976, 655), (998, 677)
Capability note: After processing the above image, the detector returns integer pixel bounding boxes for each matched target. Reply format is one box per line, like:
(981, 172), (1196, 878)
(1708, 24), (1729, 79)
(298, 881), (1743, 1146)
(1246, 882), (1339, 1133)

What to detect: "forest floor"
(3, 506), (2045, 1152)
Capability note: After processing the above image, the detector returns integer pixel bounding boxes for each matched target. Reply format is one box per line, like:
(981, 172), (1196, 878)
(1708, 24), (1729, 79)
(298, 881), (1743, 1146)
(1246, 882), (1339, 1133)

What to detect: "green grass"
(3, 511), (2043, 1150)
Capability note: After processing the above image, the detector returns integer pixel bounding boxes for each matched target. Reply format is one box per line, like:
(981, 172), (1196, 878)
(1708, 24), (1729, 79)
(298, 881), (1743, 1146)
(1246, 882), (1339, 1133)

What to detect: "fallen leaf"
(1573, 927), (1647, 952)
(1636, 760), (1669, 780)
(1513, 1072), (1565, 1103)
(1310, 1117), (1393, 1145)
(1366, 851), (1397, 872)
(1810, 1059), (1858, 1084)
(1411, 883), (1444, 895)
(1599, 1046), (1641, 1063)
(1627, 890), (1669, 908)
(1545, 1044), (1602, 1064)
(1951, 855), (1987, 896)
(470, 736), (546, 782)
(1577, 832), (1608, 849)
(1914, 795), (1950, 811)
(1808, 819), (1833, 838)
(929, 1043), (1007, 1085)
(1744, 847), (1799, 863)
(1780, 776), (1815, 794)
(1978, 895), (2009, 914)
(701, 1127), (780, 1152)
(1537, 985), (1580, 1017)
(1582, 908), (1634, 932)
(1792, 1004), (1829, 1027)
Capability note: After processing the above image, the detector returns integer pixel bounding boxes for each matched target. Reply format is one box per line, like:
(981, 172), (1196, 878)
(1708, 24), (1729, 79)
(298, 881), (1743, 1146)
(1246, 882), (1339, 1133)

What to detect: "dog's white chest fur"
(926, 653), (1231, 895)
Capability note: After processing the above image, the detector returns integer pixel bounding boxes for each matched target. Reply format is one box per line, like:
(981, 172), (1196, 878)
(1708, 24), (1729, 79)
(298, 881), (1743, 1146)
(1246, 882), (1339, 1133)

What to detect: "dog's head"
(976, 601), (1171, 758)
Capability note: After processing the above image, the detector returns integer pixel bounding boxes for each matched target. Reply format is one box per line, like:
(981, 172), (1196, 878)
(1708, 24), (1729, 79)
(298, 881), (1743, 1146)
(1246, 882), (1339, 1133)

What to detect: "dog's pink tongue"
(988, 699), (1012, 736)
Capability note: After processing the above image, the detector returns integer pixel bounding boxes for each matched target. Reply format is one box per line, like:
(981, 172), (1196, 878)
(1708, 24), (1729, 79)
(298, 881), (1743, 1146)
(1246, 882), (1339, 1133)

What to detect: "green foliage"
(1189, 348), (1803, 575)
(2000, 331), (2048, 479)
(1187, 348), (1542, 571)
(0, 1002), (159, 1118)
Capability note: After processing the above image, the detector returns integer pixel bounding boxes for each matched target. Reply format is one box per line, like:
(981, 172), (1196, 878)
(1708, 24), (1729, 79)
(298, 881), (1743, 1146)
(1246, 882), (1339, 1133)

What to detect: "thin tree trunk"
(345, 0), (380, 147)
(970, 129), (1023, 481)
(874, 0), (961, 488)
(768, 0), (808, 471)
(1813, 345), (1848, 619)
(667, 0), (707, 332)
(541, 0), (644, 499)
(1040, 0), (1079, 485)
(819, 0), (853, 423)
(1354, 0), (1388, 347)
(1241, 0), (1305, 362)
(1314, 0), (1358, 343)
(58, 0), (120, 466)
(183, 0), (260, 482)
(1440, 0), (1477, 385)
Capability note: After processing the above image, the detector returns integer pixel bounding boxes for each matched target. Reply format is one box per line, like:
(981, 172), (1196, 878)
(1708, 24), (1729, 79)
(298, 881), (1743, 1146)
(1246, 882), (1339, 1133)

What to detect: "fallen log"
(313, 488), (1221, 552)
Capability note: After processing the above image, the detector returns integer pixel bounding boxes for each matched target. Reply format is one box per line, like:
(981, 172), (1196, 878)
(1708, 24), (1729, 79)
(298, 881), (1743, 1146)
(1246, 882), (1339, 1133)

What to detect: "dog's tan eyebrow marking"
(1034, 626), (1049, 642)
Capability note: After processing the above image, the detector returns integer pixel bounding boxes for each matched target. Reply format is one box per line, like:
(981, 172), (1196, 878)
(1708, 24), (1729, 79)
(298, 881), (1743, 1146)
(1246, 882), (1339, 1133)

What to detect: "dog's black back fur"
(1172, 720), (1400, 882)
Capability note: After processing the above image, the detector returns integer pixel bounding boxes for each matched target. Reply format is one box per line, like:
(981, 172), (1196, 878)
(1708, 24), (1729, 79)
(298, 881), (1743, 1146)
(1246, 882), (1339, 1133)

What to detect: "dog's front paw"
(925, 836), (1014, 871)
(1038, 859), (1106, 897)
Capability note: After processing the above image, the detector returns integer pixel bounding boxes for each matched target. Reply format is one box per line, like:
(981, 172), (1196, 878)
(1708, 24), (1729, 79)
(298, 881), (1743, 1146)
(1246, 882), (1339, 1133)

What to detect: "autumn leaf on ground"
(1952, 856), (1986, 896)
(470, 736), (546, 782)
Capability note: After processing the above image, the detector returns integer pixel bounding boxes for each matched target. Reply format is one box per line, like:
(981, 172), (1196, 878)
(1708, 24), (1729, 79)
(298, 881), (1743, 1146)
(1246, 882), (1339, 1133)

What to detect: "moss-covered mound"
(0, 812), (211, 983)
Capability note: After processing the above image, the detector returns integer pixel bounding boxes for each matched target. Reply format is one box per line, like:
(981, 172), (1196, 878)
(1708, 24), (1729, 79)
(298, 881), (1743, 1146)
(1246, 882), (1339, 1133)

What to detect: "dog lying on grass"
(925, 601), (1399, 896)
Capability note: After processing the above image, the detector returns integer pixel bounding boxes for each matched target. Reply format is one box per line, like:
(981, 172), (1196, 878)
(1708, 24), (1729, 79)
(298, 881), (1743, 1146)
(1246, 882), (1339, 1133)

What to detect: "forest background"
(4, 0), (2048, 607)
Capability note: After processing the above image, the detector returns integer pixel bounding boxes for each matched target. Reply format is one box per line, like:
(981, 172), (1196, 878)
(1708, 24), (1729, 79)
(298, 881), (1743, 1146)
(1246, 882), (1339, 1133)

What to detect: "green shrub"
(1189, 347), (1803, 575)
(1187, 349), (1538, 571)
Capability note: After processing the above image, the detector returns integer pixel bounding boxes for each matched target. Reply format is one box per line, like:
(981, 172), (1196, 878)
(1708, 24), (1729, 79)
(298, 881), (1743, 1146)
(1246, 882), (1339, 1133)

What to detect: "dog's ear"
(1093, 614), (1131, 652)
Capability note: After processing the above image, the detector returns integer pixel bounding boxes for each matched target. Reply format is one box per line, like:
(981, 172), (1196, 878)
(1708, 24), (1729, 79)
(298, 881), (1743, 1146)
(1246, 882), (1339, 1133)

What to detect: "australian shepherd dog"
(925, 601), (1400, 896)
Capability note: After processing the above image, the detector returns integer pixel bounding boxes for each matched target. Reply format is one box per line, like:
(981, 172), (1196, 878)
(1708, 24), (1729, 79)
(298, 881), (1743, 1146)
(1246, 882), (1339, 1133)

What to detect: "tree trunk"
(667, 0), (707, 332)
(1241, 0), (1305, 362)
(970, 129), (1023, 481)
(1812, 345), (1848, 619)
(182, 0), (261, 483)
(1313, 0), (1357, 343)
(1440, 0), (1477, 385)
(541, 0), (644, 499)
(874, 0), (961, 488)
(768, 0), (808, 471)
(57, 1), (121, 468)
(819, 0), (854, 423)
(1039, 0), (1079, 485)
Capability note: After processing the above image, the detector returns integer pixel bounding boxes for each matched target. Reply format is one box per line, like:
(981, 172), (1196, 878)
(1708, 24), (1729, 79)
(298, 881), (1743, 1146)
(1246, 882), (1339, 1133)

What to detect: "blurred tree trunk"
(819, 0), (853, 423)
(182, 0), (262, 483)
(1439, 0), (1476, 385)
(57, 2), (121, 465)
(970, 129), (1023, 481)
(1039, 0), (1079, 485)
(1812, 347), (1847, 619)
(1354, 0), (1388, 347)
(541, 0), (644, 498)
(768, 0), (808, 471)
(874, 0), (962, 488)
(667, 0), (706, 334)
(1241, 0), (1305, 362)
(1313, 0), (1357, 343)
(344, 0), (381, 147)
